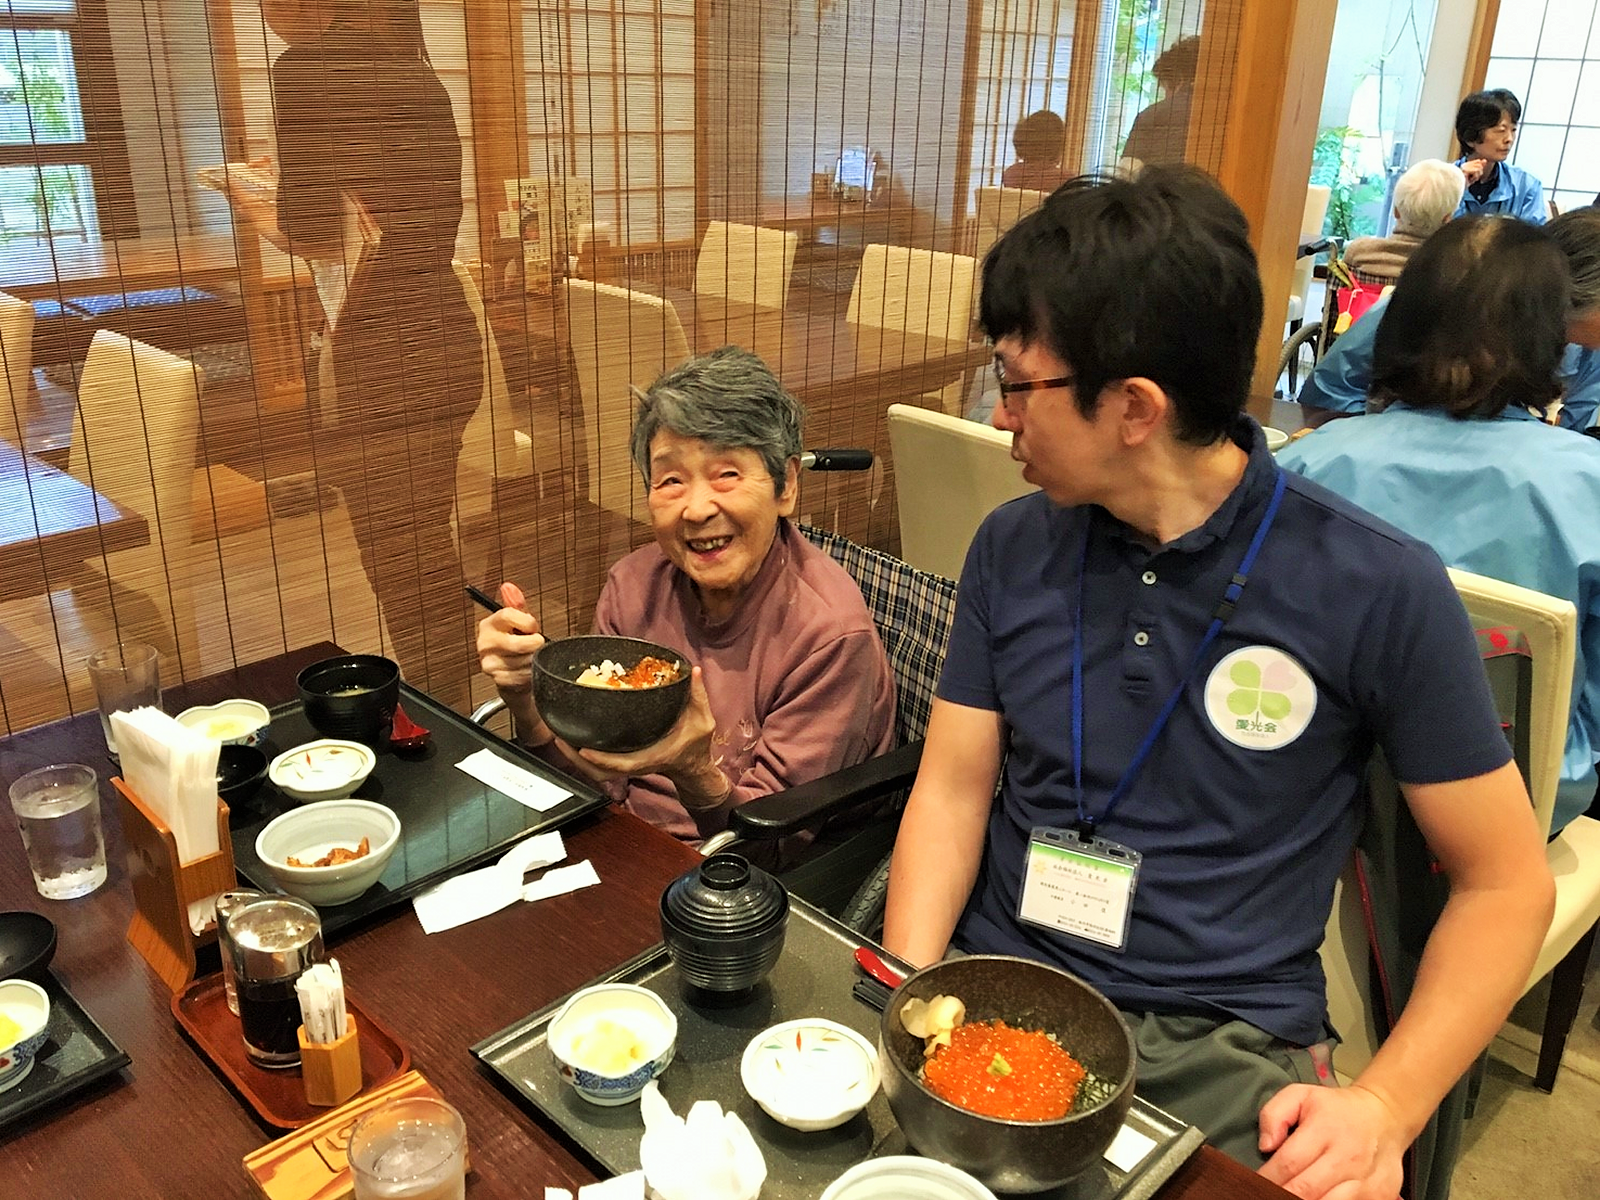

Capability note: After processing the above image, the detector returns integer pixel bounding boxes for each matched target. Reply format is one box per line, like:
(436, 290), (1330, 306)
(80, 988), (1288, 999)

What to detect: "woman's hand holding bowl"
(475, 581), (555, 747)
(559, 667), (729, 810)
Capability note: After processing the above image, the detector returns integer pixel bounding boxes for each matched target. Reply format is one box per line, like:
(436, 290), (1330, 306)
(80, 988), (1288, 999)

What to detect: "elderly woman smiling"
(477, 345), (896, 844)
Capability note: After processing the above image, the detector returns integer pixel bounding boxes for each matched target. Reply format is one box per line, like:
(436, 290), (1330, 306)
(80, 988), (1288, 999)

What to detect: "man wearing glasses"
(882, 167), (1553, 1200)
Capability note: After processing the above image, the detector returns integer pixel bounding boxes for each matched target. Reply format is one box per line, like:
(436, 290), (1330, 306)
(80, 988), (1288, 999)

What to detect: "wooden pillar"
(464, 0), (528, 266)
(1195, 0), (1337, 418)
(1460, 0), (1504, 97)
(207, 0), (306, 414)
(1061, 0), (1105, 173)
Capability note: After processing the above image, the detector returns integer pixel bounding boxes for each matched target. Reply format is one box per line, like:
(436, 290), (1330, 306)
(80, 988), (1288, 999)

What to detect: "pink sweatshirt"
(592, 520), (896, 842)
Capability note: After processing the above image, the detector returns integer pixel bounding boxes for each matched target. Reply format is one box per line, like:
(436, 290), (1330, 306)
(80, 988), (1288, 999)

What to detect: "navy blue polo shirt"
(940, 418), (1510, 1045)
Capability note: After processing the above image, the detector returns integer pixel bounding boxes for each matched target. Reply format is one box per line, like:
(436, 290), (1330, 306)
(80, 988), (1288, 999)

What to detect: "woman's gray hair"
(629, 345), (806, 496)
(1392, 159), (1465, 237)
(1549, 206), (1600, 315)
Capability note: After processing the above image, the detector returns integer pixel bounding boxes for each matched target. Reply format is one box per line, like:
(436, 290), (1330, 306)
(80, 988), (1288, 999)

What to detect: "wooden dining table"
(0, 642), (1288, 1197)
(0, 437), (150, 603)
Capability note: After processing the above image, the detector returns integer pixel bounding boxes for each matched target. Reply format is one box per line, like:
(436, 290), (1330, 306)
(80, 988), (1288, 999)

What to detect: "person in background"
(1279, 215), (1600, 835)
(229, 0), (483, 709)
(1341, 158), (1464, 282)
(1454, 88), (1547, 223)
(476, 346), (895, 849)
(881, 166), (1552, 1198)
(1122, 36), (1200, 169)
(1001, 110), (1069, 193)
(1297, 207), (1600, 426)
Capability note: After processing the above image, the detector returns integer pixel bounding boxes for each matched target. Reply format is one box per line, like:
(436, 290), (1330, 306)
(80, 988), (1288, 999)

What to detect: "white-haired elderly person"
(476, 345), (896, 847)
(1341, 158), (1465, 283)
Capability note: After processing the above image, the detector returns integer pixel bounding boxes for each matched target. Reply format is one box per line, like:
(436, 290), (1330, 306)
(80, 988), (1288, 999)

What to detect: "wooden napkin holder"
(114, 776), (235, 994)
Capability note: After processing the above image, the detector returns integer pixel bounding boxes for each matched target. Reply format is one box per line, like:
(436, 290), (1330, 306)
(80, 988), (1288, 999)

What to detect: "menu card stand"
(114, 776), (235, 993)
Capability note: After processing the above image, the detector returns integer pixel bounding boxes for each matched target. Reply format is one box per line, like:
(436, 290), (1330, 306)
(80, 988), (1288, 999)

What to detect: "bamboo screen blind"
(0, 0), (1244, 736)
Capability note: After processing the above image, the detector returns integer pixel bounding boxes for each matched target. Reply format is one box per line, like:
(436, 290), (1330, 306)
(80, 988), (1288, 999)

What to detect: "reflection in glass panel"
(0, 27), (86, 145)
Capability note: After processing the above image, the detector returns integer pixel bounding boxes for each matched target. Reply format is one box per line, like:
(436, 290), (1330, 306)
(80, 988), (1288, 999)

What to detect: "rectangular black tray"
(473, 902), (1203, 1200)
(229, 682), (610, 938)
(0, 970), (130, 1133)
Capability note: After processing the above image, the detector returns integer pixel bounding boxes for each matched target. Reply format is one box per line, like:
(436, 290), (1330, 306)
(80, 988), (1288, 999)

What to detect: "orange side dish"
(608, 656), (681, 689)
(921, 1019), (1086, 1120)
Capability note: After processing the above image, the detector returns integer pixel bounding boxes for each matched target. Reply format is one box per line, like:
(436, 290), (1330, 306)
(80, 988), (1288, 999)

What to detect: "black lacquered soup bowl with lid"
(658, 853), (789, 1003)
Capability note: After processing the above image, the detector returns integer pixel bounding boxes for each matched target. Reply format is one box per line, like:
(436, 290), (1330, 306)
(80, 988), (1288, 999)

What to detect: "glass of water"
(86, 641), (162, 759)
(347, 1096), (467, 1200)
(8, 763), (106, 900)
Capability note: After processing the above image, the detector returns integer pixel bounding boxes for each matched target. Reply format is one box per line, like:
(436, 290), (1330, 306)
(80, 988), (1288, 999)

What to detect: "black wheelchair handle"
(801, 448), (874, 472)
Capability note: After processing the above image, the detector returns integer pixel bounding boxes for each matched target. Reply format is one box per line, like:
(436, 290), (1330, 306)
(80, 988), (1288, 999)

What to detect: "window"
(0, 0), (132, 244)
(1485, 0), (1600, 215)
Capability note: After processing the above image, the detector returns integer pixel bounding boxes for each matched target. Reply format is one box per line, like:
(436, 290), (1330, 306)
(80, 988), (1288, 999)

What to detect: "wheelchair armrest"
(726, 741), (924, 841)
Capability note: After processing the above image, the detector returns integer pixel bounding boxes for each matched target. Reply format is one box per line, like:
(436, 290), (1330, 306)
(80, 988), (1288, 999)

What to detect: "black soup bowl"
(216, 744), (269, 805)
(297, 655), (401, 744)
(534, 635), (691, 754)
(880, 954), (1136, 1194)
(0, 911), (58, 982)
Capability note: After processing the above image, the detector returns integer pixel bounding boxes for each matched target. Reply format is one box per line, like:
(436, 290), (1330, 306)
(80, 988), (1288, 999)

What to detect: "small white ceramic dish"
(547, 983), (678, 1106)
(268, 739), (376, 803)
(175, 699), (271, 746)
(741, 1017), (879, 1131)
(1264, 426), (1289, 452)
(0, 978), (51, 1091)
(254, 799), (400, 907)
(819, 1156), (999, 1200)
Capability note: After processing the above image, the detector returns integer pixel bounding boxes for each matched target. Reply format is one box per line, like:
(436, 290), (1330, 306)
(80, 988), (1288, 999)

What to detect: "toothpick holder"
(114, 776), (235, 994)
(299, 1015), (363, 1107)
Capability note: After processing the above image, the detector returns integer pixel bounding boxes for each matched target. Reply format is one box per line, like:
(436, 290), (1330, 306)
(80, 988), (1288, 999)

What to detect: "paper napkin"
(456, 748), (573, 811)
(412, 831), (567, 934)
(111, 707), (222, 932)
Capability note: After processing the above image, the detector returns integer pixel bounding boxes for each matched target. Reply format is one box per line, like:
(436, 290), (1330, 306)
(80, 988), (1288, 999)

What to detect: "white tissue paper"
(638, 1081), (766, 1200)
(544, 1175), (646, 1200)
(412, 831), (568, 934)
(110, 707), (222, 932)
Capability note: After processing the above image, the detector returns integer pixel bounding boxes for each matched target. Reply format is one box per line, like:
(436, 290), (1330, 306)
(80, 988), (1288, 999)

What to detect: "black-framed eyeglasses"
(992, 361), (1075, 396)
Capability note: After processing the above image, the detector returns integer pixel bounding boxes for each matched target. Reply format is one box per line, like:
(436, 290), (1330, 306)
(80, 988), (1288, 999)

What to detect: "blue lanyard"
(1070, 469), (1288, 836)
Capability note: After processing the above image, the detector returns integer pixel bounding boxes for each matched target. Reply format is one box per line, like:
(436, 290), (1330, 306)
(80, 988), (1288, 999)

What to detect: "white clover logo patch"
(1204, 646), (1316, 749)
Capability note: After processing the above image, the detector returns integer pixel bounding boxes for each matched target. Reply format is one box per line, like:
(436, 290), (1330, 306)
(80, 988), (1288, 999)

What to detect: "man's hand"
(1460, 158), (1488, 185)
(562, 668), (726, 808)
(1256, 1083), (1405, 1199)
(474, 581), (551, 745)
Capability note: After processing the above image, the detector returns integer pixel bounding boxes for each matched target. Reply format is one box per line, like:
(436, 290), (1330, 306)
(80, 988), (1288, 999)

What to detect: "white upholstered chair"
(972, 187), (1047, 278)
(69, 330), (205, 681)
(563, 279), (690, 523)
(1287, 184), (1332, 332)
(695, 220), (798, 310)
(848, 245), (977, 415)
(1, 288), (34, 447)
(1320, 570), (1599, 1090)
(452, 261), (529, 531)
(886, 403), (1035, 580)
(1448, 569), (1600, 1092)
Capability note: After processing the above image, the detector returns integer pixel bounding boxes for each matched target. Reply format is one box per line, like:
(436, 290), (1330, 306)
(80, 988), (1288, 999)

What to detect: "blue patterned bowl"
(0, 979), (51, 1092)
(547, 983), (677, 1106)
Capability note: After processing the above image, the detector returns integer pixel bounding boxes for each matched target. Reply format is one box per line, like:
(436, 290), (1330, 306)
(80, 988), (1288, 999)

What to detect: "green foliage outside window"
(1311, 124), (1386, 243)
(0, 52), (89, 243)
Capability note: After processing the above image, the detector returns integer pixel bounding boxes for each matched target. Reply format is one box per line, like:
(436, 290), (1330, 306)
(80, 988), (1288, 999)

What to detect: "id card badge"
(1018, 826), (1142, 951)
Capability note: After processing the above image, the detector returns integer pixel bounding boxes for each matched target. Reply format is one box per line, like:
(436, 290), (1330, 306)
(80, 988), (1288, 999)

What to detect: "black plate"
(229, 682), (610, 939)
(0, 970), (130, 1132)
(473, 901), (1204, 1200)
